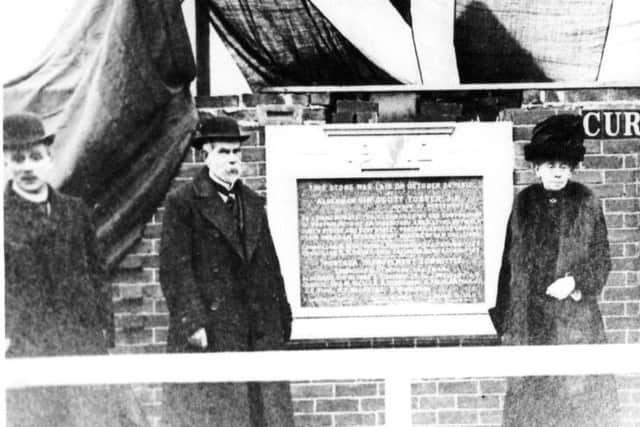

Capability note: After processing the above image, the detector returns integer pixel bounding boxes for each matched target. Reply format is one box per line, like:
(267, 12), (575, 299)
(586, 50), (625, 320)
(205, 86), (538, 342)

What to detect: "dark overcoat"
(159, 168), (293, 427)
(4, 187), (148, 427)
(490, 181), (618, 426)
(4, 187), (114, 357)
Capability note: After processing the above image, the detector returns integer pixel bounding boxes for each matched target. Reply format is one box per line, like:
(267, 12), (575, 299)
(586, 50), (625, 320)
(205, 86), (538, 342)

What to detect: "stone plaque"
(297, 177), (484, 308)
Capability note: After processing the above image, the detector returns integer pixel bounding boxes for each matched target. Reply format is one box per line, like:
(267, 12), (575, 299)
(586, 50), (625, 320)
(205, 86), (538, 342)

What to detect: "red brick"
(376, 412), (385, 425)
(605, 199), (640, 213)
(411, 411), (436, 424)
(335, 384), (377, 397)
(573, 169), (604, 184)
(116, 328), (153, 346)
(608, 229), (640, 242)
(624, 244), (639, 257)
(604, 316), (640, 330)
(591, 183), (627, 198)
(618, 376), (640, 389)
(112, 269), (155, 285)
(437, 410), (478, 424)
(418, 396), (455, 409)
(514, 170), (536, 185)
(599, 302), (626, 316)
(606, 214), (624, 228)
(480, 380), (507, 394)
(143, 224), (162, 239)
(241, 147), (265, 162)
(361, 398), (384, 411)
(334, 413), (376, 426)
(153, 327), (168, 344)
(584, 139), (603, 154)
(602, 140), (640, 154)
(142, 284), (164, 299)
(480, 409), (503, 424)
(512, 126), (533, 141)
(132, 238), (155, 255)
(242, 162), (266, 178)
(610, 243), (625, 257)
(605, 330), (627, 343)
(316, 399), (359, 412)
(611, 257), (640, 271)
(607, 272), (628, 286)
(291, 384), (334, 399)
(293, 414), (332, 427)
(154, 300), (169, 314)
(582, 155), (624, 169)
(624, 155), (638, 168)
(412, 382), (437, 395)
(603, 286), (640, 301)
(293, 400), (314, 413)
(437, 380), (478, 394)
(625, 214), (640, 228)
(240, 130), (261, 147)
(458, 395), (501, 409)
(626, 302), (640, 316)
(139, 255), (159, 269)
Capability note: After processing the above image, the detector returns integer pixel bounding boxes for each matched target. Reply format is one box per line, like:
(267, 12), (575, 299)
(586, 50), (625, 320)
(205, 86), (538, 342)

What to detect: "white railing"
(4, 345), (640, 427)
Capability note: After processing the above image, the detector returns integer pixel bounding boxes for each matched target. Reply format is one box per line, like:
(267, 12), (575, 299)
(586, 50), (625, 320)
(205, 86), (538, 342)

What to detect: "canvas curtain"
(206, 0), (635, 87)
(4, 0), (198, 270)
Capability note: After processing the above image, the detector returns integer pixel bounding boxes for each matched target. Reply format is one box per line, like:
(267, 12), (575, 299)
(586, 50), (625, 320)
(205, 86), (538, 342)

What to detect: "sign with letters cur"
(266, 122), (513, 340)
(582, 110), (640, 138)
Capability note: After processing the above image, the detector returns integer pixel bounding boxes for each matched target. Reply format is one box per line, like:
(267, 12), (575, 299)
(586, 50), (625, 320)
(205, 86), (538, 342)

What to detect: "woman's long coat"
(490, 181), (618, 426)
(159, 168), (293, 427)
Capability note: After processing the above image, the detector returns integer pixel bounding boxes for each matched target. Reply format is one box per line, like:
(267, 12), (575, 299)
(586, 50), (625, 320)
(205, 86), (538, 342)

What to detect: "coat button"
(210, 302), (219, 311)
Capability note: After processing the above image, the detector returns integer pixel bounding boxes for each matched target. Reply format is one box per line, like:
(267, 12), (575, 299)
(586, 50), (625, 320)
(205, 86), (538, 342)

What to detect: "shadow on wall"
(454, 1), (550, 83)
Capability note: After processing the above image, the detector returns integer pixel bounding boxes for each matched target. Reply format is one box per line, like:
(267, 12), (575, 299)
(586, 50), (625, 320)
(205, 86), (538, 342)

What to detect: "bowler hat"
(3, 112), (54, 150)
(192, 112), (248, 149)
(524, 114), (585, 165)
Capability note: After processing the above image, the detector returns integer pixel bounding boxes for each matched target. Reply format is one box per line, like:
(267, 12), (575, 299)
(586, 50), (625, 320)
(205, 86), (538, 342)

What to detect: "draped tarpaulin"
(205, 0), (637, 88)
(4, 0), (198, 270)
(205, 0), (397, 89)
(454, 0), (614, 82)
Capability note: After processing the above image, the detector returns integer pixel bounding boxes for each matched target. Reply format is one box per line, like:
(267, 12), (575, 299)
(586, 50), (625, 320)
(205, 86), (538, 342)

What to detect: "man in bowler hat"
(159, 112), (294, 427)
(3, 112), (114, 357)
(3, 113), (153, 427)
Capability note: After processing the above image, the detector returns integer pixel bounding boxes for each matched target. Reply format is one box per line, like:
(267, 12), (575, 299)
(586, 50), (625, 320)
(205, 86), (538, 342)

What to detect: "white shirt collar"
(11, 181), (50, 204)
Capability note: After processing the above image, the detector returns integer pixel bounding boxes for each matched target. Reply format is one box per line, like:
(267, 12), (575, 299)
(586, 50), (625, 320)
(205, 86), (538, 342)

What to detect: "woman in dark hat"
(490, 114), (619, 426)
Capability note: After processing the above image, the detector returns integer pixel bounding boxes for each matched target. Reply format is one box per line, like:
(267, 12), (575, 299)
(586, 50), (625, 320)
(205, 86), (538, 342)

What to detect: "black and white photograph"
(3, 0), (640, 426)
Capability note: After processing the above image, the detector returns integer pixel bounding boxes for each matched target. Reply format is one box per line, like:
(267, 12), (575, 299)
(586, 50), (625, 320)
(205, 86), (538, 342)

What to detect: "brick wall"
(107, 89), (639, 426)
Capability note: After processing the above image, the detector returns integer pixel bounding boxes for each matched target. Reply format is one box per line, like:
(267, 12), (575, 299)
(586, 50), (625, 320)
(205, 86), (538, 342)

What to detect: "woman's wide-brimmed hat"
(3, 112), (55, 150)
(192, 111), (249, 149)
(524, 114), (585, 165)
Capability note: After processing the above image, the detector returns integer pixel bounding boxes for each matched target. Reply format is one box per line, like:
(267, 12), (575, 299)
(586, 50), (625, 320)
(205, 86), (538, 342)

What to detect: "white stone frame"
(266, 122), (513, 339)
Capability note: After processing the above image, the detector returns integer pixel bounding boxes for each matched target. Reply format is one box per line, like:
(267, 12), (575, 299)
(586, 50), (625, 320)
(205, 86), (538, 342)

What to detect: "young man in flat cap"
(160, 112), (293, 427)
(3, 112), (114, 357)
(490, 114), (618, 427)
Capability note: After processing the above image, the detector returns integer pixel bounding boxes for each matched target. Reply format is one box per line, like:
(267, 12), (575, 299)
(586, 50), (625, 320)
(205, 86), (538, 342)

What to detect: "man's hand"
(546, 275), (576, 300)
(187, 328), (208, 349)
(5, 338), (10, 353)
